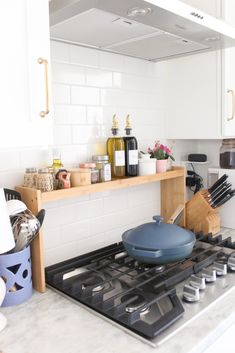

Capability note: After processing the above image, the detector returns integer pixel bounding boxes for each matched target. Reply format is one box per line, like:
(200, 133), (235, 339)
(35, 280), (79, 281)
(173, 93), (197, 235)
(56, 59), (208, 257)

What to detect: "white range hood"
(49, 0), (235, 61)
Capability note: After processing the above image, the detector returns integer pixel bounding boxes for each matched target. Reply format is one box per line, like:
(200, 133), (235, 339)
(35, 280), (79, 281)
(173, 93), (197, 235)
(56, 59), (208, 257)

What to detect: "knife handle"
(214, 190), (235, 208)
(208, 174), (228, 193)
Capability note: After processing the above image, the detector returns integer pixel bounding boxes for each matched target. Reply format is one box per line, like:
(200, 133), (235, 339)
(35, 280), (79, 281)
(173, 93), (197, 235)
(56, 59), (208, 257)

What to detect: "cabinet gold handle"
(38, 57), (49, 118)
(227, 89), (235, 121)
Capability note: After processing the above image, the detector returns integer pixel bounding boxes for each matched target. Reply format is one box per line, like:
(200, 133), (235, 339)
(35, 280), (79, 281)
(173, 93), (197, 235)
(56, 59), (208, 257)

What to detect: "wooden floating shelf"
(15, 166), (186, 293)
(17, 167), (185, 203)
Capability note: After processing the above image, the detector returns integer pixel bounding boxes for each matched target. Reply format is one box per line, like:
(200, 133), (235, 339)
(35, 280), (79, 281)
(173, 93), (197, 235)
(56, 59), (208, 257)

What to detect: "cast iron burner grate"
(46, 233), (235, 341)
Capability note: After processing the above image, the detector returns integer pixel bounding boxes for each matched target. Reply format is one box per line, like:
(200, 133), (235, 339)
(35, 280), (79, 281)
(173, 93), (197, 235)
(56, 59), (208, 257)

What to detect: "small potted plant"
(147, 141), (175, 172)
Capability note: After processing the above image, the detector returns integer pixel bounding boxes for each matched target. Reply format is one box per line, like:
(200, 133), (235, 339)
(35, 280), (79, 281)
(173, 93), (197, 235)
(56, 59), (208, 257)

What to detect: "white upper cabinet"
(157, 50), (221, 139)
(161, 0), (235, 140)
(222, 1), (235, 137)
(0, 0), (52, 148)
(160, 0), (222, 139)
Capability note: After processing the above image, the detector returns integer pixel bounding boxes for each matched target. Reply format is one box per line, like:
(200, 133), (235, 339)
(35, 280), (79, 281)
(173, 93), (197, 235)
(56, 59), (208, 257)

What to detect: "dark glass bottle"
(123, 115), (138, 177)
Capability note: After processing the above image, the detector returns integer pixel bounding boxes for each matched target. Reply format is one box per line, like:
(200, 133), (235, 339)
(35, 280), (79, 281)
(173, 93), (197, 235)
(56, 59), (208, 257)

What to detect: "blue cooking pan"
(122, 215), (195, 264)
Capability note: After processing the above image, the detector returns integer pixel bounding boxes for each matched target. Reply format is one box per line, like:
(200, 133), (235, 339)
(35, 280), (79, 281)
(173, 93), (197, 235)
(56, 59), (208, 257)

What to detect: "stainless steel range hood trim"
(49, 0), (235, 62)
(50, 37), (210, 63)
(147, 0), (235, 38)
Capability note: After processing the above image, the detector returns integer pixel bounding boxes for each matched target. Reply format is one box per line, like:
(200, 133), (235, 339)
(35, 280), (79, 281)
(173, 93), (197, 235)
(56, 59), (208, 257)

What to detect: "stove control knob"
(189, 275), (206, 290)
(228, 254), (235, 271)
(202, 268), (216, 283)
(213, 262), (227, 276)
(183, 284), (200, 302)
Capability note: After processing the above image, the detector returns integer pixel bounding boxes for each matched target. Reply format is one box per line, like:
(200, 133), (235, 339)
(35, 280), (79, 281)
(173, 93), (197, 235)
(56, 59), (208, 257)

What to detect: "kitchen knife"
(214, 190), (235, 208)
(208, 181), (232, 201)
(208, 180), (230, 199)
(210, 186), (232, 207)
(208, 174), (228, 194)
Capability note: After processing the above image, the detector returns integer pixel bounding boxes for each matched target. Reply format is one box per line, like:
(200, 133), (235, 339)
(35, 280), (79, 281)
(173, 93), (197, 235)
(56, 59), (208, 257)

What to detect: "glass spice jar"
(92, 155), (111, 182)
(36, 168), (54, 192)
(23, 168), (38, 188)
(219, 139), (235, 169)
(79, 162), (99, 184)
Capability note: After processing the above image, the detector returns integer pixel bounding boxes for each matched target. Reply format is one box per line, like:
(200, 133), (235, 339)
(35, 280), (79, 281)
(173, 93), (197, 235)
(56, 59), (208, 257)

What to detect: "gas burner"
(228, 253), (235, 271)
(81, 274), (105, 293)
(142, 264), (166, 273)
(121, 293), (150, 314)
(216, 254), (228, 264)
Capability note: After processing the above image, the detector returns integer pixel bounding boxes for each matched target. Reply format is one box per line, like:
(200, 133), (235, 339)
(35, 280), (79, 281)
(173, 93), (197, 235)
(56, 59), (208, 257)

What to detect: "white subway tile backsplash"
(45, 232), (106, 266)
(103, 189), (129, 215)
(70, 45), (99, 67)
(60, 144), (88, 165)
(50, 40), (70, 63)
(0, 150), (20, 171)
(71, 125), (106, 145)
(86, 68), (112, 87)
(54, 105), (86, 125)
(54, 125), (72, 145)
(123, 56), (155, 77)
(113, 72), (158, 93)
(87, 107), (104, 124)
(100, 89), (159, 109)
(87, 142), (107, 160)
(90, 209), (130, 236)
(128, 183), (160, 207)
(52, 84), (70, 104)
(71, 86), (100, 105)
(134, 124), (163, 143)
(19, 148), (49, 169)
(99, 51), (124, 72)
(52, 62), (85, 85)
(0, 171), (24, 189)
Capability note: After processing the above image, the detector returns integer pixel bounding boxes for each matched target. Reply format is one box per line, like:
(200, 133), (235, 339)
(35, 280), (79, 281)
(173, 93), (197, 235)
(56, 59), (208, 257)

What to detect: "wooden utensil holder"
(186, 190), (220, 235)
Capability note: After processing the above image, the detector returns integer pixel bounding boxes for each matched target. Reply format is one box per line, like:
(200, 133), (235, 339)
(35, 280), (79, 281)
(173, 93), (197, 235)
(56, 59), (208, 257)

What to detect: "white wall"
(51, 40), (165, 158)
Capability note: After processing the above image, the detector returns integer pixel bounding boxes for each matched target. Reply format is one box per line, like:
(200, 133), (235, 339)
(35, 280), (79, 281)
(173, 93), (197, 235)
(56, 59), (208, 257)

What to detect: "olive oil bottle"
(123, 115), (138, 177)
(106, 115), (125, 178)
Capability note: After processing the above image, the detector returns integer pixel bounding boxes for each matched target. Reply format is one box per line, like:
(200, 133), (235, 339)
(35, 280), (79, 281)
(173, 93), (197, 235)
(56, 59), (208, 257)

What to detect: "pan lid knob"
(152, 215), (163, 225)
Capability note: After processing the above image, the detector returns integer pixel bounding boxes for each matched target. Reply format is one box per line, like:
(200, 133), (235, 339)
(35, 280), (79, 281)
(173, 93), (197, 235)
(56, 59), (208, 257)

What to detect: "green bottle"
(106, 115), (125, 178)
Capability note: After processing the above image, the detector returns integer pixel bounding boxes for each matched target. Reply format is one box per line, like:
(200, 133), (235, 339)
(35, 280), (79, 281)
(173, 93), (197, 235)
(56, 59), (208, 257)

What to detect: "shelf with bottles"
(17, 167), (185, 203)
(15, 166), (186, 293)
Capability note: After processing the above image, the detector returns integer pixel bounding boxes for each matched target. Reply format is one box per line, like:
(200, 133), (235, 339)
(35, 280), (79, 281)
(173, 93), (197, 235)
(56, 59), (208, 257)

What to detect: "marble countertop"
(1, 228), (235, 353)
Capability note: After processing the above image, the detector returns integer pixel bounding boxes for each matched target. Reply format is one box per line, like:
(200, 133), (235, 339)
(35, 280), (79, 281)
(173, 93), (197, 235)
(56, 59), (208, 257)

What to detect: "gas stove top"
(45, 233), (235, 347)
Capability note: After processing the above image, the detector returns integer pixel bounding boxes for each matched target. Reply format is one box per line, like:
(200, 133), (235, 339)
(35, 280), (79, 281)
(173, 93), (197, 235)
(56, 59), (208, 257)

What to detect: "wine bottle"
(106, 115), (125, 178)
(123, 115), (138, 177)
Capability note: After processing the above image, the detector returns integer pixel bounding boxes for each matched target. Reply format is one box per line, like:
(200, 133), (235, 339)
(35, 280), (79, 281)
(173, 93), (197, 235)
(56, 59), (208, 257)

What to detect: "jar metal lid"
(222, 139), (235, 144)
(79, 162), (96, 169)
(92, 155), (109, 162)
(25, 167), (37, 173)
(38, 168), (49, 173)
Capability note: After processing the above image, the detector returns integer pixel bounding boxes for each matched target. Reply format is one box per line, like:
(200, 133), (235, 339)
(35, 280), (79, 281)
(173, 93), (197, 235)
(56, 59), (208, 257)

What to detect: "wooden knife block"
(186, 190), (220, 235)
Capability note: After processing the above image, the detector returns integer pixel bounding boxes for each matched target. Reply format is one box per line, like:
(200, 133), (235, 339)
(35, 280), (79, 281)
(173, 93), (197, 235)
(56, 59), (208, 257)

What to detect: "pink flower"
(154, 141), (160, 149)
(147, 141), (175, 161)
(165, 147), (171, 155)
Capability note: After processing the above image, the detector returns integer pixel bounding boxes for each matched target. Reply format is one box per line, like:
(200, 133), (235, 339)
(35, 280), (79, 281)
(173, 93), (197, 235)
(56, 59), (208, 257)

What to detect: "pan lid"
(122, 215), (195, 250)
